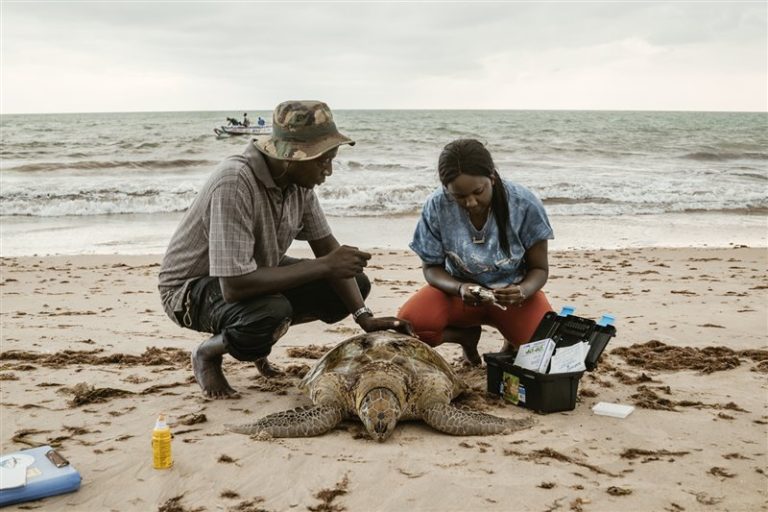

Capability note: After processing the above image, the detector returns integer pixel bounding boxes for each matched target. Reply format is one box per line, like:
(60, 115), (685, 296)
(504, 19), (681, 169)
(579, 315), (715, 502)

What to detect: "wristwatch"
(352, 306), (373, 322)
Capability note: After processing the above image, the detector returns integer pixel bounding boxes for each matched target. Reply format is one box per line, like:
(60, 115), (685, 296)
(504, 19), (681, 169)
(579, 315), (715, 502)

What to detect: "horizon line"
(1, 107), (765, 115)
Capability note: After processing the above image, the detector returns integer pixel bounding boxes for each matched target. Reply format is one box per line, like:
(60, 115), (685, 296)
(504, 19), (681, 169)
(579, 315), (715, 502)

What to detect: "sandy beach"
(1, 245), (766, 511)
(3, 0), (767, 509)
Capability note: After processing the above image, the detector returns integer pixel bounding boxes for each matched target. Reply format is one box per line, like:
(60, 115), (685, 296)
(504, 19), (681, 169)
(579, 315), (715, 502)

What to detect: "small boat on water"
(214, 125), (272, 137)
(214, 115), (271, 137)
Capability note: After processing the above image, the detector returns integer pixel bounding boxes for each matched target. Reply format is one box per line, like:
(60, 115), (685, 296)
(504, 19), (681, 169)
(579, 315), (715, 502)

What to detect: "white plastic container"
(592, 402), (635, 418)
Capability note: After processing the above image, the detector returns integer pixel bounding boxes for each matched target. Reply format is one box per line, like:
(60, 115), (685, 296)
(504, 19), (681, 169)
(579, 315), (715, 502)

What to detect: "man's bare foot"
(255, 357), (284, 378)
(191, 346), (239, 399)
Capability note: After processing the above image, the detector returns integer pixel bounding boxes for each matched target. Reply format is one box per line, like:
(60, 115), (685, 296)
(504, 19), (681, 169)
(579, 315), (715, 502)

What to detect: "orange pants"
(398, 285), (552, 347)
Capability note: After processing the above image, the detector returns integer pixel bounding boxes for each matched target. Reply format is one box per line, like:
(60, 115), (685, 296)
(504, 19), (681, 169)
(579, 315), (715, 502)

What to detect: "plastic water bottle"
(597, 314), (615, 327)
(559, 305), (575, 317)
(152, 413), (173, 469)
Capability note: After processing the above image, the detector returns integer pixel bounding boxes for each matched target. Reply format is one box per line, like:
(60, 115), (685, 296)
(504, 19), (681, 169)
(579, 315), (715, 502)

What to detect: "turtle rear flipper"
(422, 403), (535, 436)
(226, 405), (345, 438)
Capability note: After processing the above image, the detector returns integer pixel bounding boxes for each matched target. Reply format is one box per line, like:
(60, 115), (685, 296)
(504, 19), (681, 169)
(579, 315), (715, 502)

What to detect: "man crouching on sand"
(158, 100), (411, 399)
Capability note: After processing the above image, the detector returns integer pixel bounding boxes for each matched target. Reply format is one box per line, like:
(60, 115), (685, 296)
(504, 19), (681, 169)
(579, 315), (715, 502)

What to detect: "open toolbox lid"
(528, 310), (616, 371)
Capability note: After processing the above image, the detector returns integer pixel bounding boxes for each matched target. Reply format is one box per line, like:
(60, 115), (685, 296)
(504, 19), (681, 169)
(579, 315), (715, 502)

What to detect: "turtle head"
(358, 387), (401, 442)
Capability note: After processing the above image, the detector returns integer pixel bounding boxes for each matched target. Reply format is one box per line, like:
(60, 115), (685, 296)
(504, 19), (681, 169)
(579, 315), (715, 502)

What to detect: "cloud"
(2, 2), (765, 113)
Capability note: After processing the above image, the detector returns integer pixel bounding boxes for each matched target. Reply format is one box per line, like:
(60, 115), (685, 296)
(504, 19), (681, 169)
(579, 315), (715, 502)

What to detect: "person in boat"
(227, 117), (241, 127)
(243, 113), (250, 127)
(397, 138), (554, 365)
(159, 100), (412, 399)
(257, 116), (266, 127)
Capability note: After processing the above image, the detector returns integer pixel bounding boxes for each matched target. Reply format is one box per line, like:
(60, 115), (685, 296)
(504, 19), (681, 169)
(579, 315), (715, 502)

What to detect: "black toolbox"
(483, 311), (616, 413)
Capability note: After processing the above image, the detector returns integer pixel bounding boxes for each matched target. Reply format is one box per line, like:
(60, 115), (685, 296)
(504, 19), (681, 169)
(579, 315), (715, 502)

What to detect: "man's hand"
(321, 245), (371, 279)
(493, 285), (527, 307)
(357, 315), (414, 336)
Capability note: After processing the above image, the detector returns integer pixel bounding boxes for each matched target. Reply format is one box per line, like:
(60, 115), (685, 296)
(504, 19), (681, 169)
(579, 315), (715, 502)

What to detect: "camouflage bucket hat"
(253, 100), (355, 161)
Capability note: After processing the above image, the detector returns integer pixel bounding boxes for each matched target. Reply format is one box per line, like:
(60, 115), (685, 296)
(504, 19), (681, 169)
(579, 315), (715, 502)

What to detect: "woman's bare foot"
(255, 357), (284, 378)
(443, 326), (483, 366)
(459, 342), (482, 366)
(499, 340), (518, 356)
(191, 336), (239, 399)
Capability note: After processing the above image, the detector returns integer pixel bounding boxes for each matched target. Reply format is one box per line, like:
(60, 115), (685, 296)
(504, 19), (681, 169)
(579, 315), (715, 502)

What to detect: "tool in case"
(484, 308), (616, 413)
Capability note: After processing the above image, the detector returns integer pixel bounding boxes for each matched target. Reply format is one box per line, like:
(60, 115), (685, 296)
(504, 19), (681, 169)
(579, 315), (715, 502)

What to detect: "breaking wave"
(5, 159), (214, 173)
(681, 151), (768, 161)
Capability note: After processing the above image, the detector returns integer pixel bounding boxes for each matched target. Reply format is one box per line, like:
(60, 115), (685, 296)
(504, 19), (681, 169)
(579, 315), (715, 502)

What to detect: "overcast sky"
(2, 1), (766, 113)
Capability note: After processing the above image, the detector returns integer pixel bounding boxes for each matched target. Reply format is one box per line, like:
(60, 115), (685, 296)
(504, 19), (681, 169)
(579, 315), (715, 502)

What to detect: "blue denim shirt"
(409, 179), (554, 288)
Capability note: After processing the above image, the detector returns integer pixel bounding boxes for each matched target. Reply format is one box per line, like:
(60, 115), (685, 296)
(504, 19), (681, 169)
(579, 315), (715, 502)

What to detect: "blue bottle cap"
(559, 305), (575, 317)
(597, 314), (615, 327)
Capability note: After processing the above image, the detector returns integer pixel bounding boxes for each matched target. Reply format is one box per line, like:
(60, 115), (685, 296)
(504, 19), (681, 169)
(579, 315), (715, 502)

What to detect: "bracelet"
(456, 282), (465, 297)
(352, 306), (373, 322)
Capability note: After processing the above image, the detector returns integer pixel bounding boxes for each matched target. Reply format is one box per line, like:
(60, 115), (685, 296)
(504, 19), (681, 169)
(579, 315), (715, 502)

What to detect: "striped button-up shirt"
(158, 142), (331, 321)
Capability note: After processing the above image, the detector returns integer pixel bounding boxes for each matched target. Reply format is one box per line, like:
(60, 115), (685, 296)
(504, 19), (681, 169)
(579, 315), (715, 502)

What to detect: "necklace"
(467, 208), (491, 244)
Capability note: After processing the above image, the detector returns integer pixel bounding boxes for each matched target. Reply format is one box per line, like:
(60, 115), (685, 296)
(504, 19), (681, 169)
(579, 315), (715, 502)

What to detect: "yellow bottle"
(152, 413), (173, 469)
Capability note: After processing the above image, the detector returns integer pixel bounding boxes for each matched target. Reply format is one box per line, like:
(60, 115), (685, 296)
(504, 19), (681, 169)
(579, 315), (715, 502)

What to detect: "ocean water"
(1, 110), (766, 255)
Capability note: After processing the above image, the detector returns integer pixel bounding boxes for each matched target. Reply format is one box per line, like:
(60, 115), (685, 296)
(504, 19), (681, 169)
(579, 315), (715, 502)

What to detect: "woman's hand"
(459, 284), (497, 307)
(357, 315), (415, 336)
(493, 285), (528, 307)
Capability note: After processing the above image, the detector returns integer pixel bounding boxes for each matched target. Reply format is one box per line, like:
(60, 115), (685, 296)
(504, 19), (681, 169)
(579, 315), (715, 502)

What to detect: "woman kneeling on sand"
(398, 138), (554, 365)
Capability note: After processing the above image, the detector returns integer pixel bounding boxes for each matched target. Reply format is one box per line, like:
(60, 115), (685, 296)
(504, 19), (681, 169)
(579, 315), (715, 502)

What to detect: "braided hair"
(437, 139), (511, 257)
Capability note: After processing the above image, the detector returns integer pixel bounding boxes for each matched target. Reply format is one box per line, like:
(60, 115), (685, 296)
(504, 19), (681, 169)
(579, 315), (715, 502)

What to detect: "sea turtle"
(227, 331), (534, 442)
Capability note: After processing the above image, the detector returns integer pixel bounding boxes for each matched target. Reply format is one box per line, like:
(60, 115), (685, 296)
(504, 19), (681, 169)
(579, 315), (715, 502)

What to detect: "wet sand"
(1, 247), (766, 511)
(1, 211), (766, 256)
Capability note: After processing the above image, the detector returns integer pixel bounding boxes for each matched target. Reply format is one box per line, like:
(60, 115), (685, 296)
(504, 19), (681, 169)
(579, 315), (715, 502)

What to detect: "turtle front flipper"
(226, 405), (345, 438)
(422, 404), (535, 436)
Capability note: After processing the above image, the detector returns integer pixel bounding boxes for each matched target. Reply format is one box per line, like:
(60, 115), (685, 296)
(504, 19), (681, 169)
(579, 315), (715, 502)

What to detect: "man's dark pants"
(177, 258), (371, 362)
